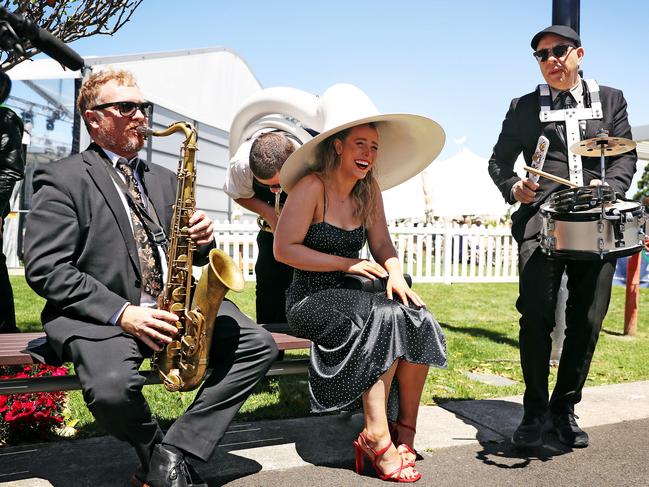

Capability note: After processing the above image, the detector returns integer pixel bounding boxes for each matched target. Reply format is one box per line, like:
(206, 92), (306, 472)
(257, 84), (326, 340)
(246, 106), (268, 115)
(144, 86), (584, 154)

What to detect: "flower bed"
(0, 364), (69, 444)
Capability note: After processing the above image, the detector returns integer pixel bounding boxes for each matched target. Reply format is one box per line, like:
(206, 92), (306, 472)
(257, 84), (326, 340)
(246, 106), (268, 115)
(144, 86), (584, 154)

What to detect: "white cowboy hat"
(279, 83), (445, 192)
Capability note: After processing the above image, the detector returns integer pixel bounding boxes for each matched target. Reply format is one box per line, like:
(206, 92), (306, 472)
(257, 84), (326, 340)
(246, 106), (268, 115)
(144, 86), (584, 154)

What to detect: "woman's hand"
(346, 258), (388, 280)
(386, 273), (425, 308)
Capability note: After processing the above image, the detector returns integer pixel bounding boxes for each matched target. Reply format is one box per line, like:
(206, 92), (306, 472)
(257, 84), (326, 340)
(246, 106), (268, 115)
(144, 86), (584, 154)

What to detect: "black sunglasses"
(533, 44), (574, 62)
(91, 101), (153, 117)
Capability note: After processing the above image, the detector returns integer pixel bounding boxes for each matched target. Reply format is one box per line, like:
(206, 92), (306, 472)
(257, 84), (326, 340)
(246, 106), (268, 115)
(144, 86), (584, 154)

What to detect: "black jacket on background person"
(488, 84), (637, 243)
(0, 106), (24, 219)
(0, 105), (24, 333)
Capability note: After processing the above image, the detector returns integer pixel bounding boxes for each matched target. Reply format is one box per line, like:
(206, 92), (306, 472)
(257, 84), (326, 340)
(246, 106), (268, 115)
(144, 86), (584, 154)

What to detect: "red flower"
(0, 364), (70, 444)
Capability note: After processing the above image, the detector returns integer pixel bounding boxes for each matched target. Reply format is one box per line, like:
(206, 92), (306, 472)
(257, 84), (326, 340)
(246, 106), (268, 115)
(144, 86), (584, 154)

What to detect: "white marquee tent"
(383, 147), (519, 221)
(7, 47), (262, 132)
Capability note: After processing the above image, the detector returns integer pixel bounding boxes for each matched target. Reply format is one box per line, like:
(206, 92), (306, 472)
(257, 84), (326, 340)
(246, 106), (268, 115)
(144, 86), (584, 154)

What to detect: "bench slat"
(0, 330), (310, 394)
(0, 331), (310, 366)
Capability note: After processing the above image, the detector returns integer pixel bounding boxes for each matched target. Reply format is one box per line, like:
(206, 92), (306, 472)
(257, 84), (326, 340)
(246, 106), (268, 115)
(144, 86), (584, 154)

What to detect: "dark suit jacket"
(488, 84), (637, 243)
(24, 143), (212, 359)
(0, 106), (24, 218)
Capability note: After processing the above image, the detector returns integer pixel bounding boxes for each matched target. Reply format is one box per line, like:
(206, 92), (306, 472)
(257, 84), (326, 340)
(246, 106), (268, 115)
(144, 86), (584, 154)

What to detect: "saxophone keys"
(171, 287), (186, 300)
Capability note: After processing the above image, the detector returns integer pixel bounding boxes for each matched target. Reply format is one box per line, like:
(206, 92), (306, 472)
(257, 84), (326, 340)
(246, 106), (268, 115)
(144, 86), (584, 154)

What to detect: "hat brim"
(280, 114), (445, 193)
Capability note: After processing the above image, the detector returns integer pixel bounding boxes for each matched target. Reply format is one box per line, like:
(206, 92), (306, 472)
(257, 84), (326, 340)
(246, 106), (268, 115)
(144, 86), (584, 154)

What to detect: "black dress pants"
(255, 230), (294, 324)
(65, 301), (278, 466)
(0, 231), (19, 333)
(517, 239), (615, 418)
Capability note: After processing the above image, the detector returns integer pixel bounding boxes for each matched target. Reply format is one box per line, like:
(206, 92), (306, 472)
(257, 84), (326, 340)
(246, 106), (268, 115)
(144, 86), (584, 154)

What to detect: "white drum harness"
(538, 79), (603, 187)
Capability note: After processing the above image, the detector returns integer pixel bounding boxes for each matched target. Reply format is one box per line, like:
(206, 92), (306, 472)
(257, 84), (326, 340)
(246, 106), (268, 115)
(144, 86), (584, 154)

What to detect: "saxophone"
(141, 122), (245, 392)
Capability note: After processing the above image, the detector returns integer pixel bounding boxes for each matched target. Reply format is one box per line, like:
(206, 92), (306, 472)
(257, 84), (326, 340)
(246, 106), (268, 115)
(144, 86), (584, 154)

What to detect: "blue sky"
(29, 0), (649, 159)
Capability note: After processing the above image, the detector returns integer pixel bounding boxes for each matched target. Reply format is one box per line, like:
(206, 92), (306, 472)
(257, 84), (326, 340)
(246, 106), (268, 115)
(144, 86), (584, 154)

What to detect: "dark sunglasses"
(533, 44), (574, 62)
(91, 101), (153, 117)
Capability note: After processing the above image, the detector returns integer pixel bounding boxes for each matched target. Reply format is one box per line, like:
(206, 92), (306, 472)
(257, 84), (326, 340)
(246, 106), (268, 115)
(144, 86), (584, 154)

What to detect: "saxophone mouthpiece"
(136, 126), (152, 138)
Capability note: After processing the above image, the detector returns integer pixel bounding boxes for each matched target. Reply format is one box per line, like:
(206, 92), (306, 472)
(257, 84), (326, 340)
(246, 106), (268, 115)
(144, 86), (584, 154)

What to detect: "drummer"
(487, 25), (637, 449)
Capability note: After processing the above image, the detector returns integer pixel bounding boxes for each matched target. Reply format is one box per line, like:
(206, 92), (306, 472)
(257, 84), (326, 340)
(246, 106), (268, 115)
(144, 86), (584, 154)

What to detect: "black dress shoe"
(551, 412), (589, 448)
(512, 414), (544, 448)
(144, 444), (207, 487)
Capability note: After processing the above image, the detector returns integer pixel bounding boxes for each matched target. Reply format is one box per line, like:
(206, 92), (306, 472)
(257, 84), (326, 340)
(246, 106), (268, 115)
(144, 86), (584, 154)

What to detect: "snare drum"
(539, 200), (646, 260)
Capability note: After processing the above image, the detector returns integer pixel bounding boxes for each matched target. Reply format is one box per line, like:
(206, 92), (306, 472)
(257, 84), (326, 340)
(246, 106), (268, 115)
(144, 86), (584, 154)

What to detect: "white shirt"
(550, 78), (584, 108)
(223, 139), (256, 200)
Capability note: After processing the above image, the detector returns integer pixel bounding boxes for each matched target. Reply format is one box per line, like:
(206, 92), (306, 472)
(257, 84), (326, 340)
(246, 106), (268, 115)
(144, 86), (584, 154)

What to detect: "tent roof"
(382, 147), (514, 221)
(7, 47), (262, 131)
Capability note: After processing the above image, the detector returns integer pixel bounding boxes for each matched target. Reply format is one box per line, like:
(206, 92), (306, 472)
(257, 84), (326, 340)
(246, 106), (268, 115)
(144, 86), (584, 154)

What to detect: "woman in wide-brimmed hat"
(274, 84), (447, 483)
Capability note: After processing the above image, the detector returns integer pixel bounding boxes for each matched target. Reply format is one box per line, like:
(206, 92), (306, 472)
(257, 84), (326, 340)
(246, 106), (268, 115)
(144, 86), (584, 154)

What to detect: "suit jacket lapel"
(140, 164), (168, 226)
(83, 144), (141, 277)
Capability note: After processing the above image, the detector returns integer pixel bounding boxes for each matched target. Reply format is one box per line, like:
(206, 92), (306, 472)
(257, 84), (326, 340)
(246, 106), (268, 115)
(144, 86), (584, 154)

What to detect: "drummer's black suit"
(488, 83), (637, 418)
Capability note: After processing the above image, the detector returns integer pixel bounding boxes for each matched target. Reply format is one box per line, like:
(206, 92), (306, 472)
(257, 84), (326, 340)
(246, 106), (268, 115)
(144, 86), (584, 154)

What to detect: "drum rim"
(540, 200), (642, 221)
(545, 245), (644, 261)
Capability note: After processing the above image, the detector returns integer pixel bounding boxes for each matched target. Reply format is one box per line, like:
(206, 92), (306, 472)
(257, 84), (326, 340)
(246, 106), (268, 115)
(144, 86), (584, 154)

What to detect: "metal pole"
(549, 0), (581, 364)
(552, 0), (580, 32)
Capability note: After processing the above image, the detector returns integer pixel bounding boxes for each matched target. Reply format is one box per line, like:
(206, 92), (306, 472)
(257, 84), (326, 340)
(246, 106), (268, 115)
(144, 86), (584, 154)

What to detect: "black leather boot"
(144, 444), (207, 487)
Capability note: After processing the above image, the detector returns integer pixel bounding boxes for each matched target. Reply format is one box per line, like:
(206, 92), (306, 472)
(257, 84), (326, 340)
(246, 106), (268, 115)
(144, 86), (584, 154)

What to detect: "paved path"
(1, 381), (648, 486)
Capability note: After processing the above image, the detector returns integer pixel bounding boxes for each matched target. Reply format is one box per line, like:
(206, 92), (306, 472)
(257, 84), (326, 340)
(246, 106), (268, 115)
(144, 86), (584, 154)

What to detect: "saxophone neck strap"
(104, 161), (169, 248)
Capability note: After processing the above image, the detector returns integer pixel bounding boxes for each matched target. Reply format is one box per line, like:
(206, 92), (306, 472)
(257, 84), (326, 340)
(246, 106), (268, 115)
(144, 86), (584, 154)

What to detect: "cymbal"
(570, 136), (636, 157)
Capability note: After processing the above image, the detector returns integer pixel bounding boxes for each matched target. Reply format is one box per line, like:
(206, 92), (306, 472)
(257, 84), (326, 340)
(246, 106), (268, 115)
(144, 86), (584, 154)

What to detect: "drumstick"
(523, 165), (578, 188)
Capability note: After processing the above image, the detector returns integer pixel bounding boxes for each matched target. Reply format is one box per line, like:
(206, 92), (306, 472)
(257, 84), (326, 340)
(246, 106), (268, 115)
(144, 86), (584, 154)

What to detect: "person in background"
(223, 131), (298, 325)
(0, 76), (25, 333)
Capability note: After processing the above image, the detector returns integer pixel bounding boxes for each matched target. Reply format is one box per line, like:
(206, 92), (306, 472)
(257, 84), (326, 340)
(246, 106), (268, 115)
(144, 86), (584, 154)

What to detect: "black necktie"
(557, 91), (574, 109)
(556, 92), (574, 148)
(116, 158), (163, 298)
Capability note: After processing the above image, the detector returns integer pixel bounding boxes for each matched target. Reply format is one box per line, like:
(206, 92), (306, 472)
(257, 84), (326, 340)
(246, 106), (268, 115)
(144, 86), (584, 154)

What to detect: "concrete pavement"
(1, 381), (648, 486)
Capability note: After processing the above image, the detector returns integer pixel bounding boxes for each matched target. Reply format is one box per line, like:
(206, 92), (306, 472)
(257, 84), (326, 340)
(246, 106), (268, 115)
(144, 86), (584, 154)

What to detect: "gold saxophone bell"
(148, 122), (245, 392)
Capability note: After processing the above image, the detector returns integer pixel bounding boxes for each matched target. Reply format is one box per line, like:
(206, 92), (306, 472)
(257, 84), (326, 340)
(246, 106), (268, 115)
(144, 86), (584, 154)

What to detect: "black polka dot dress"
(285, 222), (447, 414)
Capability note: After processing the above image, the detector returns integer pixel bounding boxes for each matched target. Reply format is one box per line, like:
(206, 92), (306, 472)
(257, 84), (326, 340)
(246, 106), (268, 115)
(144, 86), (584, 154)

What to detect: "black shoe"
(144, 444), (207, 487)
(512, 414), (544, 448)
(551, 412), (589, 448)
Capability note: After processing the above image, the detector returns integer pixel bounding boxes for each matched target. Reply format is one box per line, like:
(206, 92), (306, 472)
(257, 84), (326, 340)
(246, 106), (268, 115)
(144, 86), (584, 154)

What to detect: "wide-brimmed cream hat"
(280, 83), (445, 192)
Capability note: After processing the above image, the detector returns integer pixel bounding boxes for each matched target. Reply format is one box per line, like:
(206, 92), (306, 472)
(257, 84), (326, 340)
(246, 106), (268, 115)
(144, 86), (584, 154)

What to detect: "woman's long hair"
(314, 124), (378, 226)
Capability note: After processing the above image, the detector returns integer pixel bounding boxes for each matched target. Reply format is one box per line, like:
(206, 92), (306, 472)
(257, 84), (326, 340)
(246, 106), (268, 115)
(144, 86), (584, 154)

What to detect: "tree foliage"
(0, 0), (143, 71)
(633, 163), (649, 208)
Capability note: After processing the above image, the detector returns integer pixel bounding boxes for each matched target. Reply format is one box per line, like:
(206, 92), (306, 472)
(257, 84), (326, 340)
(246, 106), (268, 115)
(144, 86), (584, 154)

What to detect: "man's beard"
(97, 123), (144, 155)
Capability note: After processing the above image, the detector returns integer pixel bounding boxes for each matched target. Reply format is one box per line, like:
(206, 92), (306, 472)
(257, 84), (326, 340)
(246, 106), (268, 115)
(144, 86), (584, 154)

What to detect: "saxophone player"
(24, 70), (278, 487)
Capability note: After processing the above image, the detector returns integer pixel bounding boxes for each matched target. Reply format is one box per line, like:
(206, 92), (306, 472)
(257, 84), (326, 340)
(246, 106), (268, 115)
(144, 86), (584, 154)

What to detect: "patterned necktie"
(116, 159), (163, 298)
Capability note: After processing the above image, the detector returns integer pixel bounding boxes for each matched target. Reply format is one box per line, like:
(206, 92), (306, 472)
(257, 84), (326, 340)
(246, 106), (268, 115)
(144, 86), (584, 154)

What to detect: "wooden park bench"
(0, 329), (311, 395)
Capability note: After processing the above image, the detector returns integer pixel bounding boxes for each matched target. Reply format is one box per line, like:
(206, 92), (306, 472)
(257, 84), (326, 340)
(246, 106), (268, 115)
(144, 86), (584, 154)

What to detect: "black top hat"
(531, 25), (581, 50)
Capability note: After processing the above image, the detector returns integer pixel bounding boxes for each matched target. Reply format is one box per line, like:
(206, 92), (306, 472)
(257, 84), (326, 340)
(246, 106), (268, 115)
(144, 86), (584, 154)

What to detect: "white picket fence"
(214, 221), (519, 284)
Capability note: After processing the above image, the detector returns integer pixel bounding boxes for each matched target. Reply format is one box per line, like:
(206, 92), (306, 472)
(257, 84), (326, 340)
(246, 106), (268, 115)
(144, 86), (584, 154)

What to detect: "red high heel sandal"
(389, 421), (418, 466)
(354, 432), (422, 483)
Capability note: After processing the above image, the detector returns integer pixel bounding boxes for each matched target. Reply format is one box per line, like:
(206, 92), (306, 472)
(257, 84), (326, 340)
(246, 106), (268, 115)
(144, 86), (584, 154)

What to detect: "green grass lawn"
(7, 275), (649, 441)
